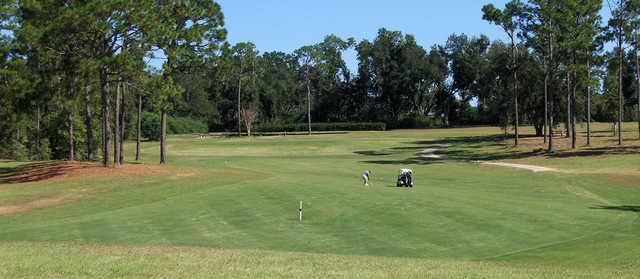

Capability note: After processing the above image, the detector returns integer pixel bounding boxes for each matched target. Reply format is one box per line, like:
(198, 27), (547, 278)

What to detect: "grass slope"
(0, 125), (639, 277)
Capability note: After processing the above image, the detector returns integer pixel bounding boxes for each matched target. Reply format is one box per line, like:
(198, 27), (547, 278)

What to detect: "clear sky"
(217, 0), (511, 71)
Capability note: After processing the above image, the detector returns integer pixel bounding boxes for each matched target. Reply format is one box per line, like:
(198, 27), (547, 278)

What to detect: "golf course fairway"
(1, 126), (639, 278)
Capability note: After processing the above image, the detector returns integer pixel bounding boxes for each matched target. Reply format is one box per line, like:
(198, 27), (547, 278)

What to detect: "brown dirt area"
(0, 194), (82, 216)
(0, 161), (170, 185)
(503, 134), (640, 158)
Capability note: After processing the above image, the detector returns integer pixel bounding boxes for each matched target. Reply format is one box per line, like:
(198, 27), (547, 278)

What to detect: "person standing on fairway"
(362, 170), (372, 186)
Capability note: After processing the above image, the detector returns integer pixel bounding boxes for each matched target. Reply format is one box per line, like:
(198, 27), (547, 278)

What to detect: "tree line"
(1, 0), (639, 166)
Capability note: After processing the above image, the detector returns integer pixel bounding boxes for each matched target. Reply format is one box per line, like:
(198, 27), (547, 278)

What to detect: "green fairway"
(1, 126), (639, 278)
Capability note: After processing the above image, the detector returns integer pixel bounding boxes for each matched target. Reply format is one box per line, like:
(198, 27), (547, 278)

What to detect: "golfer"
(362, 170), (371, 186)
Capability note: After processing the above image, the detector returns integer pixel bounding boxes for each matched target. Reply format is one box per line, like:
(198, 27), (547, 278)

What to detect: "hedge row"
(254, 122), (386, 132)
(141, 112), (208, 140)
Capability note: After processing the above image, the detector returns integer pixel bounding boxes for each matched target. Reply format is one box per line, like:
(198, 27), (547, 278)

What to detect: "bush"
(169, 116), (208, 135)
(254, 122), (386, 133)
(141, 112), (162, 140)
(394, 114), (441, 129)
(142, 112), (208, 140)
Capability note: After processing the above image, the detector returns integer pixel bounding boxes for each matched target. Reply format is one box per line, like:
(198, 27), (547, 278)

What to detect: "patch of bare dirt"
(0, 161), (170, 185)
(0, 194), (82, 216)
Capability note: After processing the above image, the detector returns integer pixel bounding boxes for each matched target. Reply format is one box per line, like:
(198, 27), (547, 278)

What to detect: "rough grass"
(0, 124), (639, 278)
(1, 242), (637, 279)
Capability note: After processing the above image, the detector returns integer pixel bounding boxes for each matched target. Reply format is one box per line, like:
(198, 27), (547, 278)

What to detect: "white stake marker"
(299, 201), (303, 222)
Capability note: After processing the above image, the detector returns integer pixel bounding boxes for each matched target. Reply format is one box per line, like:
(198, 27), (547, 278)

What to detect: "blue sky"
(217, 0), (512, 71)
(215, 0), (613, 107)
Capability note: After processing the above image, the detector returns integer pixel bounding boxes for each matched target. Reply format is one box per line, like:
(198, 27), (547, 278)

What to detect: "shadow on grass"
(550, 146), (640, 158)
(358, 133), (640, 166)
(591, 205), (640, 212)
(354, 150), (393, 156)
(363, 157), (445, 166)
(0, 162), (76, 184)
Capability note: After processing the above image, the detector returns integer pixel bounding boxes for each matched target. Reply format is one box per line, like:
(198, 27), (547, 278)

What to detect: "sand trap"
(0, 194), (82, 216)
(478, 162), (559, 173)
(419, 144), (451, 159)
(417, 142), (560, 173)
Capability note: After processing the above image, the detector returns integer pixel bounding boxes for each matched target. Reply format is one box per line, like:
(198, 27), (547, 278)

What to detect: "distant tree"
(231, 43), (258, 136)
(241, 107), (259, 137)
(483, 0), (526, 146)
(607, 0), (632, 145)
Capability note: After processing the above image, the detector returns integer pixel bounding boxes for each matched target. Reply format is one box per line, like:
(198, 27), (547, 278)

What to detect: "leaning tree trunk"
(113, 82), (121, 167)
(84, 84), (94, 161)
(119, 82), (126, 165)
(160, 108), (167, 165)
(100, 68), (111, 167)
(136, 93), (142, 161)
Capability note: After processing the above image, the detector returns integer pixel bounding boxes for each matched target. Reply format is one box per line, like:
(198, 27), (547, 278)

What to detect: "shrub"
(169, 116), (208, 135)
(142, 112), (208, 140)
(141, 112), (161, 140)
(254, 122), (386, 133)
(394, 114), (441, 129)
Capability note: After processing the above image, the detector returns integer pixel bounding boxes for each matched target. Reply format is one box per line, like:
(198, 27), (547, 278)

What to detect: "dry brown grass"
(0, 161), (170, 185)
(0, 194), (82, 216)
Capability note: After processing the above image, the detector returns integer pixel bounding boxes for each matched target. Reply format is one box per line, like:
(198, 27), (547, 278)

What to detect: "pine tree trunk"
(544, 74), (548, 144)
(307, 77), (312, 135)
(547, 31), (554, 153)
(113, 82), (121, 167)
(119, 83), (126, 165)
(587, 59), (591, 146)
(618, 33), (624, 145)
(68, 111), (74, 161)
(237, 77), (242, 136)
(566, 72), (571, 139)
(514, 74), (519, 146)
(570, 52), (577, 149)
(548, 91), (555, 153)
(571, 71), (577, 149)
(36, 106), (41, 156)
(84, 84), (94, 161)
(512, 35), (519, 147)
(635, 44), (640, 139)
(160, 108), (167, 165)
(100, 68), (111, 167)
(136, 94), (142, 161)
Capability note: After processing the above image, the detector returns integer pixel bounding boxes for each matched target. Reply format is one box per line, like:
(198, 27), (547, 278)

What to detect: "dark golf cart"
(396, 168), (413, 187)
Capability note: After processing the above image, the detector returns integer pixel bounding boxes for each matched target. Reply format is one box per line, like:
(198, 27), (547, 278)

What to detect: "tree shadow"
(362, 156), (445, 166)
(550, 146), (640, 158)
(0, 162), (79, 184)
(590, 205), (640, 213)
(354, 150), (393, 156)
(359, 132), (640, 166)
